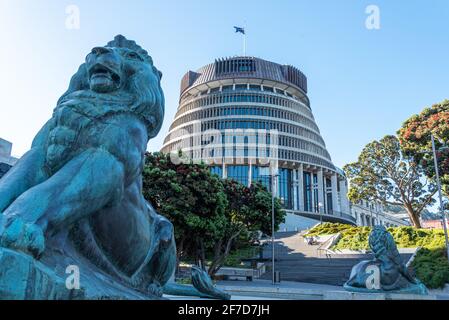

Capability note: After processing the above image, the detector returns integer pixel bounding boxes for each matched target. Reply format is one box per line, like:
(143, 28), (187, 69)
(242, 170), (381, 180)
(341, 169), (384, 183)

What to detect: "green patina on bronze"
(344, 225), (428, 295)
(0, 35), (183, 300)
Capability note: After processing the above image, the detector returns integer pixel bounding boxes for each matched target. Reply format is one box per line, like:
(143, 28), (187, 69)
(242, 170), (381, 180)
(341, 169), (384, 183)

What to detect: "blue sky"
(0, 0), (448, 169)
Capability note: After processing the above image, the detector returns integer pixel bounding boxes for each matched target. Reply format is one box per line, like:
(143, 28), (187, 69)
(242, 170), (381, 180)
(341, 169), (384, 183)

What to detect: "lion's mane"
(56, 35), (164, 139)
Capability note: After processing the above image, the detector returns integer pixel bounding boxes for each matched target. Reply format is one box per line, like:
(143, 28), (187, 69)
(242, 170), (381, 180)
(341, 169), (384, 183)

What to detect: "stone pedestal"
(0, 248), (83, 300)
(0, 245), (163, 300)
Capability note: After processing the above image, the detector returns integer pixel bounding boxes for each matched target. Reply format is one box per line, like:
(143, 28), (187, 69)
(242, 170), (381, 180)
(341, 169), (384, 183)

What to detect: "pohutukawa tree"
(142, 152), (228, 270)
(143, 152), (285, 277)
(344, 135), (436, 228)
(398, 100), (449, 196)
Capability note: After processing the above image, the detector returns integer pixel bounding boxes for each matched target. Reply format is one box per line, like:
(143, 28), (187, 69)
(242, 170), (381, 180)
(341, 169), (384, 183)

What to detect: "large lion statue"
(0, 35), (176, 299)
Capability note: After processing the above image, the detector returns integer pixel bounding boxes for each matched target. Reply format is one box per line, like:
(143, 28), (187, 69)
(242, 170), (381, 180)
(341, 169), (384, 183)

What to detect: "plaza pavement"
(214, 279), (449, 300)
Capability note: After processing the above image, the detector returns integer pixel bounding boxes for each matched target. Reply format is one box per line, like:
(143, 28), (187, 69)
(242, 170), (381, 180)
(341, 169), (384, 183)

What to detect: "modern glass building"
(161, 57), (355, 226)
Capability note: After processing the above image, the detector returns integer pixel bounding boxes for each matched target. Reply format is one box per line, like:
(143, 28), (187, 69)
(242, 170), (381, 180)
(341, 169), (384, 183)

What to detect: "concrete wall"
(279, 213), (318, 232)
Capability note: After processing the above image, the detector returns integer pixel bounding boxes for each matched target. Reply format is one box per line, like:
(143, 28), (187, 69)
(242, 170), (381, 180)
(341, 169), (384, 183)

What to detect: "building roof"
(180, 56), (308, 98)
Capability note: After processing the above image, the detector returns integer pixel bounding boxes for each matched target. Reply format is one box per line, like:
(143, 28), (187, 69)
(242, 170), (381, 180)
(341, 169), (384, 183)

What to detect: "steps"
(260, 232), (411, 286)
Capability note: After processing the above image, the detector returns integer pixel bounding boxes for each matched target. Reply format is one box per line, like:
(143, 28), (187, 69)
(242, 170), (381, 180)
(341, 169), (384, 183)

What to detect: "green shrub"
(412, 247), (449, 289)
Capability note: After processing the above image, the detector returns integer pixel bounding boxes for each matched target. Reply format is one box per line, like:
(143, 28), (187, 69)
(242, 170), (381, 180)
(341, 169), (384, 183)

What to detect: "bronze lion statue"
(0, 35), (176, 299)
(344, 225), (428, 295)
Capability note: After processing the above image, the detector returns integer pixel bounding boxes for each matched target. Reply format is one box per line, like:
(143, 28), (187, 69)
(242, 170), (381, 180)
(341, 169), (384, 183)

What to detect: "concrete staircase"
(259, 232), (411, 286)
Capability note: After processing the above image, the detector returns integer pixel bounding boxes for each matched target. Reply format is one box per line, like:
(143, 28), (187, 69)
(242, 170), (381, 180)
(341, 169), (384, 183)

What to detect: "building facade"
(0, 138), (17, 179)
(421, 219), (449, 229)
(351, 200), (410, 227)
(161, 57), (355, 227)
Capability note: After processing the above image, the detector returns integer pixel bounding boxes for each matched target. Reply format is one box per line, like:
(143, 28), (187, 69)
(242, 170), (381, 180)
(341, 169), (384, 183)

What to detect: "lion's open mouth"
(89, 63), (121, 85)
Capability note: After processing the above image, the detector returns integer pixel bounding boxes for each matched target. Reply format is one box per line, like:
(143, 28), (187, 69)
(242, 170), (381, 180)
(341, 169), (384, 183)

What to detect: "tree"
(344, 135), (436, 228)
(207, 180), (285, 276)
(398, 99), (449, 196)
(142, 152), (228, 269)
(142, 152), (286, 277)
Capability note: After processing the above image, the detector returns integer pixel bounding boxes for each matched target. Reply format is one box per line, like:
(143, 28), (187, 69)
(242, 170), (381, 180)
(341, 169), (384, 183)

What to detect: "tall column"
(339, 179), (350, 214)
(222, 162), (227, 179)
(298, 165), (304, 211)
(310, 172), (315, 213)
(292, 169), (298, 210)
(331, 173), (340, 213)
(317, 168), (324, 214)
(248, 162), (252, 187)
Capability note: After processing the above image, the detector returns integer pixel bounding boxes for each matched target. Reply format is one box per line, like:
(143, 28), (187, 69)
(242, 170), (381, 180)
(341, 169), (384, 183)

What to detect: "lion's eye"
(127, 52), (143, 61)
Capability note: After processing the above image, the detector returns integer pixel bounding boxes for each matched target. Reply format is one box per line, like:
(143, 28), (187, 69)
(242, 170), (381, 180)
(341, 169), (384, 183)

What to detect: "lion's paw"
(0, 216), (45, 258)
(147, 281), (163, 298)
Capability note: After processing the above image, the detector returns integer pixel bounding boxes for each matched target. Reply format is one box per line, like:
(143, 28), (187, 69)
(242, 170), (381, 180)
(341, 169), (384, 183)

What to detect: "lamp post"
(271, 172), (279, 285)
(430, 135), (449, 260)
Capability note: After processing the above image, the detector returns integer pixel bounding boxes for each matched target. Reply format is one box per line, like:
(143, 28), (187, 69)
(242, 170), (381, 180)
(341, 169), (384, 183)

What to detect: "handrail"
(317, 233), (341, 259)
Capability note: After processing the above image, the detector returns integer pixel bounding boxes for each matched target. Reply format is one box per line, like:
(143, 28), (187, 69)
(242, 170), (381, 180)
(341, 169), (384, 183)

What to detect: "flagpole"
(243, 22), (247, 56)
(243, 33), (246, 56)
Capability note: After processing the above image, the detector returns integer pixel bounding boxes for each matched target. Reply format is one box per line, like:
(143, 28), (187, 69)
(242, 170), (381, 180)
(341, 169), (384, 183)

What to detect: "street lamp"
(430, 135), (449, 260)
(271, 174), (275, 285)
(271, 172), (280, 285)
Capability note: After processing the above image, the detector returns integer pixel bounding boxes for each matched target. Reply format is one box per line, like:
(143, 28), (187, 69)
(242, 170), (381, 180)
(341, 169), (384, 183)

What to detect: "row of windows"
(278, 135), (330, 159)
(177, 92), (313, 120)
(186, 133), (332, 159)
(302, 173), (334, 214)
(184, 133), (331, 160)
(165, 119), (326, 151)
(210, 165), (292, 208)
(198, 120), (325, 145)
(181, 82), (309, 106)
(163, 140), (335, 170)
(215, 58), (256, 75)
(209, 166), (334, 212)
(170, 105), (320, 133)
(203, 84), (290, 97)
(167, 120), (320, 145)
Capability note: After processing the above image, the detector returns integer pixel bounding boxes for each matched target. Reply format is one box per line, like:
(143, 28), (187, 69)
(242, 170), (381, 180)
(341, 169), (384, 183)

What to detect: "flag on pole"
(234, 26), (245, 34)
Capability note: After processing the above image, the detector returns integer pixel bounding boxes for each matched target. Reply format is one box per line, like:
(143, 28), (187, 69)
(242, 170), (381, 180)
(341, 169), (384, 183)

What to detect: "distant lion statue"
(344, 225), (428, 295)
(0, 35), (176, 299)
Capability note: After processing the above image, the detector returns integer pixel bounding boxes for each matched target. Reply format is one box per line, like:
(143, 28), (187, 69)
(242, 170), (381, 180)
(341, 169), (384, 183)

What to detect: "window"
(276, 88), (285, 95)
(249, 84), (261, 91)
(227, 165), (249, 185)
(215, 58), (256, 74)
(235, 84), (247, 91)
(303, 172), (312, 212)
(210, 166), (223, 178)
(252, 166), (272, 191)
(263, 86), (273, 93)
(221, 85), (233, 92)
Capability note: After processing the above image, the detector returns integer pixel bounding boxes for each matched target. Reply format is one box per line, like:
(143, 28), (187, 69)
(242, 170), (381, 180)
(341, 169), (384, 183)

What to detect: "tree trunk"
(196, 238), (206, 270)
(175, 236), (185, 278)
(404, 203), (422, 228)
(208, 231), (241, 277)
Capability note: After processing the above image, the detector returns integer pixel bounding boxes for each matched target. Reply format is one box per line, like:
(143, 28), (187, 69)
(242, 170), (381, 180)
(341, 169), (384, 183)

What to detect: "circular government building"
(161, 57), (355, 227)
